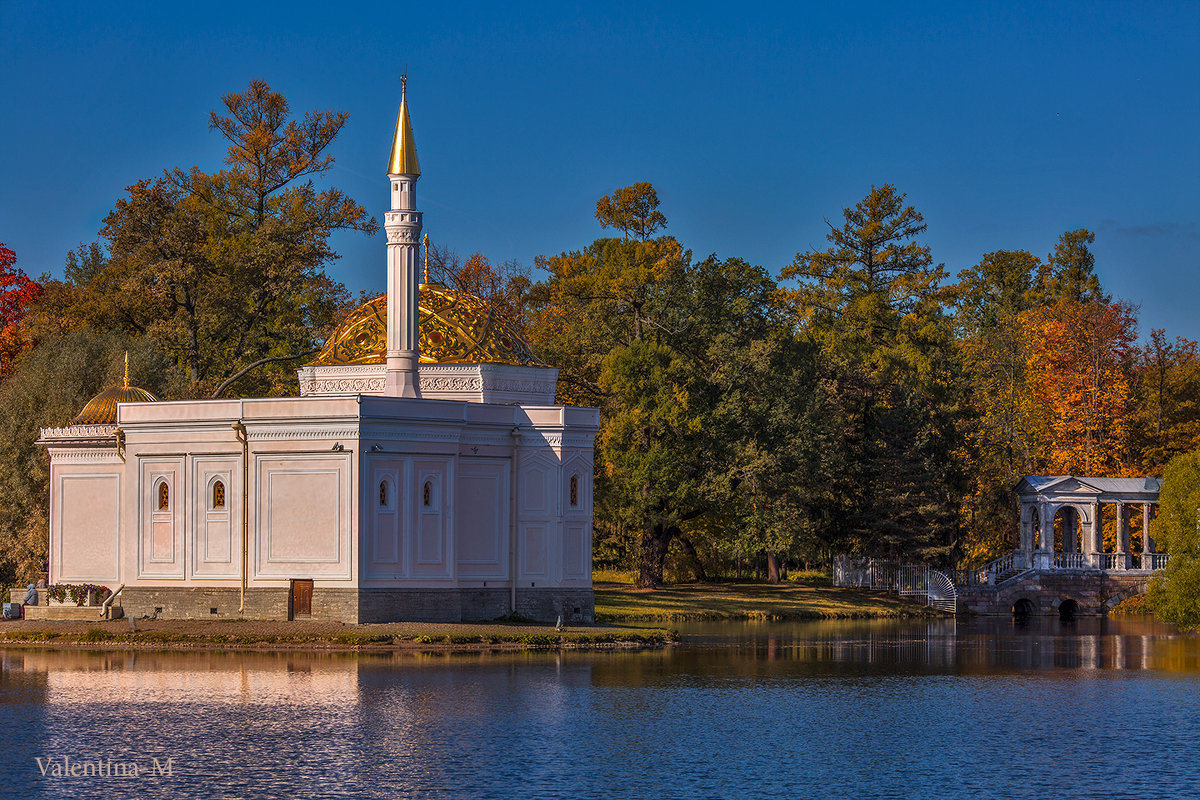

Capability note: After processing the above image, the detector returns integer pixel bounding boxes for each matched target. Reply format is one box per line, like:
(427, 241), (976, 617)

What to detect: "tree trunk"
(636, 524), (672, 589)
(766, 551), (782, 584)
(676, 534), (708, 583)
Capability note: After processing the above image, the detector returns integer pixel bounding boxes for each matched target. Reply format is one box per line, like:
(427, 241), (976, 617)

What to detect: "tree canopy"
(30, 79), (372, 398)
(0, 243), (42, 382)
(1147, 450), (1200, 630)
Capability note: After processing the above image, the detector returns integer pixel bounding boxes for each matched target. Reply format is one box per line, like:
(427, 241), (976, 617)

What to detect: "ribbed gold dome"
(309, 284), (544, 367)
(72, 384), (158, 425)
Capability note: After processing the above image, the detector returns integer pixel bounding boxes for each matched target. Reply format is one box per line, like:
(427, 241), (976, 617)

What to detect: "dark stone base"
(351, 587), (595, 624)
(122, 587), (291, 621)
(958, 572), (1149, 616)
(120, 586), (594, 624)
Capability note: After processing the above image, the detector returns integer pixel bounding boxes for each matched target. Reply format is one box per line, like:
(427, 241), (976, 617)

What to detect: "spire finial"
(423, 233), (430, 283)
(388, 77), (420, 175)
(123, 351), (130, 389)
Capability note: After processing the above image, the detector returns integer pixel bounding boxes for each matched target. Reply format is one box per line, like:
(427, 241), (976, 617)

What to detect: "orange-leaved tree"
(1024, 296), (1138, 475)
(0, 243), (42, 381)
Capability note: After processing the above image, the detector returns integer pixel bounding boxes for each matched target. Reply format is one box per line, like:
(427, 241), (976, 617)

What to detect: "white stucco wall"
(42, 394), (599, 597)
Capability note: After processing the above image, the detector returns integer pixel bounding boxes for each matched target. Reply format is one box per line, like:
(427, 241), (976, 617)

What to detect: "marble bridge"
(955, 475), (1166, 617)
(834, 475), (1168, 617)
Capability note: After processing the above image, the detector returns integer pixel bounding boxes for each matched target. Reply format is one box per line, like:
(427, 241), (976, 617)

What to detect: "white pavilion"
(37, 82), (597, 623)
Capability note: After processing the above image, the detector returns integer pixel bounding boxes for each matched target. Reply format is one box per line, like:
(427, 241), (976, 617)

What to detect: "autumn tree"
(423, 244), (532, 326)
(529, 185), (695, 585)
(781, 184), (964, 562)
(528, 193), (689, 404)
(34, 80), (372, 397)
(1023, 296), (1137, 475)
(0, 331), (185, 584)
(953, 249), (1046, 560)
(0, 244), (42, 381)
(1031, 228), (1103, 305)
(594, 182), (667, 241)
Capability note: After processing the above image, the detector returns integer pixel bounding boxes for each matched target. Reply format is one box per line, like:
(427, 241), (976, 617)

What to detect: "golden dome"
(308, 284), (544, 367)
(72, 385), (158, 425)
(72, 354), (158, 425)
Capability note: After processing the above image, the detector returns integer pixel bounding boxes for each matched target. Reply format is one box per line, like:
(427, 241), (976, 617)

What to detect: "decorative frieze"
(45, 447), (123, 464)
(297, 362), (558, 405)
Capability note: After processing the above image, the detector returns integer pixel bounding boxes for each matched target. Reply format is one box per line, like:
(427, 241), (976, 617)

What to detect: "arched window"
(569, 474), (579, 507)
(379, 480), (389, 508)
(157, 481), (170, 510)
(423, 481), (432, 507)
(212, 481), (226, 509)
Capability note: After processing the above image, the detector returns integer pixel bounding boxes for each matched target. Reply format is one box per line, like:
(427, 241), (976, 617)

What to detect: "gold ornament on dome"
(308, 284), (544, 367)
(71, 352), (158, 425)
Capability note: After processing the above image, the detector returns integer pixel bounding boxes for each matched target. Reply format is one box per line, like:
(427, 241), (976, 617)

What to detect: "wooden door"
(290, 579), (313, 619)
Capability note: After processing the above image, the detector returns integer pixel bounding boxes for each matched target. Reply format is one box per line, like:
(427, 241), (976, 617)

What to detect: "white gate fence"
(833, 556), (957, 614)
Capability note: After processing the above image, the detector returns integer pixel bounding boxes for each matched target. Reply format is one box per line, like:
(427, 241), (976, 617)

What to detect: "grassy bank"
(595, 579), (937, 622)
(0, 618), (675, 652)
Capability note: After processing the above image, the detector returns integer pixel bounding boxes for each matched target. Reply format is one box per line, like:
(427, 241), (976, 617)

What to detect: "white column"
(1115, 502), (1128, 569)
(1038, 503), (1052, 551)
(384, 173), (423, 398)
(1035, 503), (1053, 570)
(1143, 503), (1154, 565)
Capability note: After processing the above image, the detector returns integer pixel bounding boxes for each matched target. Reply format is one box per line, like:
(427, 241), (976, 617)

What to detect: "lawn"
(0, 618), (675, 650)
(594, 580), (937, 622)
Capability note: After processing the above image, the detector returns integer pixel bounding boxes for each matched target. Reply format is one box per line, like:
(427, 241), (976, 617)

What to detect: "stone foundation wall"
(959, 572), (1150, 616)
(118, 585), (595, 624)
(512, 588), (594, 624)
(357, 590), (464, 624)
(359, 587), (594, 624)
(121, 587), (291, 621)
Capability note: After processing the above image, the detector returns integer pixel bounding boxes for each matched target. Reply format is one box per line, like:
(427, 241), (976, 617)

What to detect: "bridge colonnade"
(1014, 476), (1164, 573)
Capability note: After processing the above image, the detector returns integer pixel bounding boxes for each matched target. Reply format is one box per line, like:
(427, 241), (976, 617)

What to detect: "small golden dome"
(72, 385), (158, 425)
(309, 284), (544, 367)
(71, 353), (158, 425)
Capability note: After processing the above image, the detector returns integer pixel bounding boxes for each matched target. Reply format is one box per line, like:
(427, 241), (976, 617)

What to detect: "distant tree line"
(1, 83), (1198, 593)
(511, 182), (1200, 587)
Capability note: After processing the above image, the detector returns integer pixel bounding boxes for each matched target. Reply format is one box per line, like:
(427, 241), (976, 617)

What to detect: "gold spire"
(123, 351), (130, 389)
(423, 233), (430, 283)
(387, 76), (420, 175)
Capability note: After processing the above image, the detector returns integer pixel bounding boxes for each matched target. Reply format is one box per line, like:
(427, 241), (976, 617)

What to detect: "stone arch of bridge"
(1012, 597), (1035, 618)
(1058, 598), (1079, 621)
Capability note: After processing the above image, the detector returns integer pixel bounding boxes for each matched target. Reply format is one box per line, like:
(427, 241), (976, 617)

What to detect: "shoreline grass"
(595, 580), (938, 622)
(0, 618), (676, 652)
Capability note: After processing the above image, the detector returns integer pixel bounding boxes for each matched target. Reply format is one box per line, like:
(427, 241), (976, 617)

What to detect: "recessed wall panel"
(455, 458), (509, 579)
(57, 474), (120, 583)
(256, 455), (351, 579)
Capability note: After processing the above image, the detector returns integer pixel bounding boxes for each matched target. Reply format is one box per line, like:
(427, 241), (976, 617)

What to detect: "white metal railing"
(833, 557), (955, 613)
(927, 570), (957, 614)
(899, 565), (928, 596)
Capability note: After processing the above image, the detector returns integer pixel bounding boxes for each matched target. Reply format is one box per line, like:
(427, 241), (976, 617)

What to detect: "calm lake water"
(2, 618), (1199, 799)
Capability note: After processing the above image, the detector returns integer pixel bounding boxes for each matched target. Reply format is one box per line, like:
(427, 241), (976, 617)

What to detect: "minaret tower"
(384, 76), (423, 398)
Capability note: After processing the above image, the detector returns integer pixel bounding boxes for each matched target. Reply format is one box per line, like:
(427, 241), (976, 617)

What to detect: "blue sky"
(2, 1), (1197, 339)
